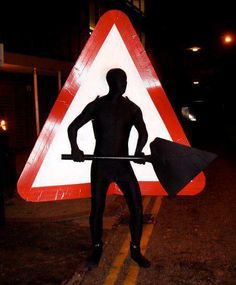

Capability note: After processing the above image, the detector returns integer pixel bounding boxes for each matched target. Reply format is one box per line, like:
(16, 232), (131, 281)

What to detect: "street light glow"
(189, 46), (201, 52)
(0, 120), (7, 131)
(222, 33), (235, 45)
(225, 36), (232, 43)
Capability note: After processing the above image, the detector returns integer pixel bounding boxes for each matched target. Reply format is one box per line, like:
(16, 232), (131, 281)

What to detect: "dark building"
(0, 0), (147, 195)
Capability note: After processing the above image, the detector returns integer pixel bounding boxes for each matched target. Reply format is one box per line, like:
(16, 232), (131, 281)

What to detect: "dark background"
(0, 3), (235, 284)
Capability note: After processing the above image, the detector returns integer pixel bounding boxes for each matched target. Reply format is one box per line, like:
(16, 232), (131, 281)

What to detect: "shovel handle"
(61, 154), (151, 161)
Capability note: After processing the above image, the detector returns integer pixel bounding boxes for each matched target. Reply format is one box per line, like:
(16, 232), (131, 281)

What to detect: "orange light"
(225, 36), (232, 43)
(222, 33), (235, 45)
(0, 120), (7, 131)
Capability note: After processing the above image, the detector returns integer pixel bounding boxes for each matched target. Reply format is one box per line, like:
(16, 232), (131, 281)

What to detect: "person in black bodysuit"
(68, 68), (150, 268)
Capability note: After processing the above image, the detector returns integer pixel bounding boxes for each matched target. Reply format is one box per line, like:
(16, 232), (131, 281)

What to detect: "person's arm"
(133, 107), (148, 162)
(67, 101), (96, 162)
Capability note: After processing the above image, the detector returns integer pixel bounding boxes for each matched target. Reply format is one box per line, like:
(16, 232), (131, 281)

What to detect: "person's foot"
(86, 242), (103, 270)
(130, 243), (151, 268)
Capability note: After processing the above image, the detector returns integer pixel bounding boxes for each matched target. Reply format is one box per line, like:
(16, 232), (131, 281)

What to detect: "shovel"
(61, 137), (217, 196)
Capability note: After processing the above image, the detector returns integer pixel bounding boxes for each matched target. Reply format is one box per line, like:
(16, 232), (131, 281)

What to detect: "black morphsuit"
(68, 68), (150, 268)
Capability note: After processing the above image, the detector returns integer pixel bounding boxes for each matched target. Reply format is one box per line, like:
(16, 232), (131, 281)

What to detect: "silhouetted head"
(106, 68), (127, 98)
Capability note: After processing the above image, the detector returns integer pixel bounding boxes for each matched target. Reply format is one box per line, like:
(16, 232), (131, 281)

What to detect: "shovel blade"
(150, 137), (217, 196)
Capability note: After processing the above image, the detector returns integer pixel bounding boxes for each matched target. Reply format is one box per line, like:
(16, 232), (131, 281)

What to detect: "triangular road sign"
(17, 10), (205, 202)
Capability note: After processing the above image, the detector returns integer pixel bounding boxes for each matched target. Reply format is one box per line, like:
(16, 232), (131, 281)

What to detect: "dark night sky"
(2, 1), (235, 49)
(145, 0), (236, 138)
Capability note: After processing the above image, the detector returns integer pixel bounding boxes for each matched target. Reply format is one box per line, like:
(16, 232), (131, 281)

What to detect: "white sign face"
(32, 25), (172, 188)
(18, 10), (205, 202)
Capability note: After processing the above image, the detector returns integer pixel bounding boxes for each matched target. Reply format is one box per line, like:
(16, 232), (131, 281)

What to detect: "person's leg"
(117, 178), (143, 245)
(116, 168), (151, 268)
(87, 163), (110, 268)
(89, 178), (110, 245)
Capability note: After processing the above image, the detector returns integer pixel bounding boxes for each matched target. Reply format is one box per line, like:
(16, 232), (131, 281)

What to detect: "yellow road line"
(123, 196), (162, 285)
(103, 196), (152, 285)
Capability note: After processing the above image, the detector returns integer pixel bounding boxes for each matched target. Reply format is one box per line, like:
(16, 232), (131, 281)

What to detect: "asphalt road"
(0, 145), (235, 284)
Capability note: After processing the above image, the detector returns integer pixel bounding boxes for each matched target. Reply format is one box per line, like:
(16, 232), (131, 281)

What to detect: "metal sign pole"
(33, 67), (40, 136)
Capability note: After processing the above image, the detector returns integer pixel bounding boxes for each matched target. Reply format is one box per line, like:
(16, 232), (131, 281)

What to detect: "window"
(126, 0), (145, 14)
